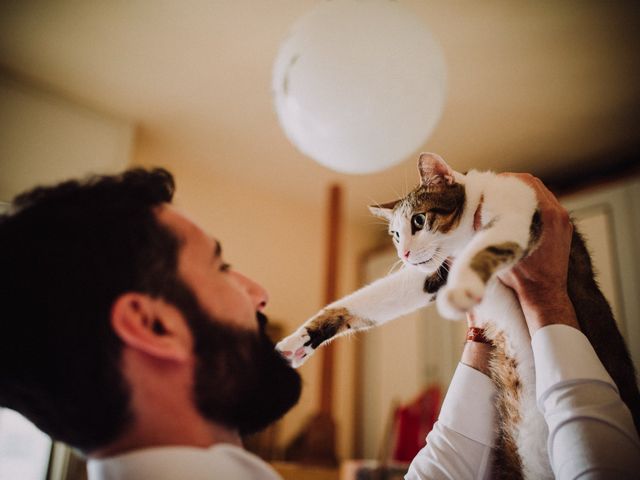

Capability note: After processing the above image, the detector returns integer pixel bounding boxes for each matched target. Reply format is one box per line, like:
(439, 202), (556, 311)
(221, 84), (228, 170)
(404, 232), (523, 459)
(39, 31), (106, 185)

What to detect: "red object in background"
(391, 385), (442, 462)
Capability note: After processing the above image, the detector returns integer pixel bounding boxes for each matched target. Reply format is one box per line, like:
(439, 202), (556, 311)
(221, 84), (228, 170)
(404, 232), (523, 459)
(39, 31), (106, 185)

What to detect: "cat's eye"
(412, 213), (426, 230)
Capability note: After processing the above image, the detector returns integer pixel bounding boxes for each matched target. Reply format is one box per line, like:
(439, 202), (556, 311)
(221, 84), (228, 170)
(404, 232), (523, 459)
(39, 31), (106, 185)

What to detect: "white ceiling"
(1, 1), (639, 225)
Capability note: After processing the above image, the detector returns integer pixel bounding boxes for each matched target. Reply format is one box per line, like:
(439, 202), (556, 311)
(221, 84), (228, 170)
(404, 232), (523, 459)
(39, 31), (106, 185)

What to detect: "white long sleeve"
(406, 324), (640, 480)
(533, 324), (640, 480)
(405, 363), (497, 480)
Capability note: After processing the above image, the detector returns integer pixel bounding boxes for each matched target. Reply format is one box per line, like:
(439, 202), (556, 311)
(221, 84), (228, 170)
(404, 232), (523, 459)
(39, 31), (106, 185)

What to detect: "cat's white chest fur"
(475, 280), (552, 479)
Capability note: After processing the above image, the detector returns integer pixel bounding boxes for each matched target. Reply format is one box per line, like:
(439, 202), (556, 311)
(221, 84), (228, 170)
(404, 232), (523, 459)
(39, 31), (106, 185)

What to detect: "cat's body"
(276, 154), (640, 479)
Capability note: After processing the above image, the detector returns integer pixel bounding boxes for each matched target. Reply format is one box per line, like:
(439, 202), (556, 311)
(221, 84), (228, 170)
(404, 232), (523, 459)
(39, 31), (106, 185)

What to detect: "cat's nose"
(403, 250), (411, 259)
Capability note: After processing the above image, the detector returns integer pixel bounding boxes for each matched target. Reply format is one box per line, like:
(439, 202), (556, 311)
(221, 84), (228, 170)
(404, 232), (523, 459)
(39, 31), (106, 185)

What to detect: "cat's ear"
(369, 199), (399, 221)
(418, 153), (455, 187)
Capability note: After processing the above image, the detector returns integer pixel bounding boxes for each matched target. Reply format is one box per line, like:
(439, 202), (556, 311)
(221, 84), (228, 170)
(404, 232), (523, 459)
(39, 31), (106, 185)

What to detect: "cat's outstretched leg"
(277, 307), (372, 367)
(277, 266), (438, 367)
(438, 177), (539, 319)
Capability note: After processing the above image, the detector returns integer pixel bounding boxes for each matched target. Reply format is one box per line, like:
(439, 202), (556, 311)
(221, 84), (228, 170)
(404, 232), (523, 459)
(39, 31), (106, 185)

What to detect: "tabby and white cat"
(276, 153), (640, 479)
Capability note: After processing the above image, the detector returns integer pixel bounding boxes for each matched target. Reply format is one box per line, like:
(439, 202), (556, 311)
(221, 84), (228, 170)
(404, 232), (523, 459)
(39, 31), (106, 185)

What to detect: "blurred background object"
(272, 0), (446, 174)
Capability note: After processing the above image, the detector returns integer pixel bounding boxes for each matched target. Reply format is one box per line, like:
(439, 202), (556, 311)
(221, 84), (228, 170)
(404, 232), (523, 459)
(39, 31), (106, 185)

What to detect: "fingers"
(500, 172), (554, 205)
(497, 171), (573, 300)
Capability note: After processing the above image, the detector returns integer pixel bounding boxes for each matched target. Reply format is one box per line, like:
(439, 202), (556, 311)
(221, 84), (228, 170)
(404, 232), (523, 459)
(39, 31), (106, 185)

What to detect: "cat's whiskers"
(366, 220), (391, 227)
(428, 252), (451, 281)
(435, 263), (450, 275)
(365, 216), (391, 226)
(366, 196), (382, 208)
(403, 170), (408, 197)
(387, 259), (404, 275)
(431, 251), (448, 263)
(432, 254), (450, 271)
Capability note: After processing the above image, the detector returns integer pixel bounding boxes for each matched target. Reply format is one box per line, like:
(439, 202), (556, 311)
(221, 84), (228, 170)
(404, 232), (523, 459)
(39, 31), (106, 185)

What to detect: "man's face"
(156, 205), (301, 433)
(157, 205), (268, 331)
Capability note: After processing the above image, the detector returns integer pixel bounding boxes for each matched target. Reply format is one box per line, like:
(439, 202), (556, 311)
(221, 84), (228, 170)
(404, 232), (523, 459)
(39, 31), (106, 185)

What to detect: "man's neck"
(91, 350), (242, 458)
(90, 418), (242, 459)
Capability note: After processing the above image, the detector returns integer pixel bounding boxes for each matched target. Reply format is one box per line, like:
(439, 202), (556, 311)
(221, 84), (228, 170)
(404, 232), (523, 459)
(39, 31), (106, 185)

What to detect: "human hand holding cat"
(497, 173), (579, 336)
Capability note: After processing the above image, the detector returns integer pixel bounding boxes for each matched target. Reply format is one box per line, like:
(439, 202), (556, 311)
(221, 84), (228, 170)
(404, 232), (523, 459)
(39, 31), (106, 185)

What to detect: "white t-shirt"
(87, 443), (281, 480)
(406, 324), (640, 480)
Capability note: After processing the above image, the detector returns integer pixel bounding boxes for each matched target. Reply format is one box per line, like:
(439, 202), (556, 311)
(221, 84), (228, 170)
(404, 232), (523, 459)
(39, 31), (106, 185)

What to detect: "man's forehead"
(156, 204), (216, 247)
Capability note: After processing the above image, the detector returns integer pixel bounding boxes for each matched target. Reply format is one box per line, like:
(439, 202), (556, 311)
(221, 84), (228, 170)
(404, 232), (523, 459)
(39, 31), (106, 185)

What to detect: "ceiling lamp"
(272, 0), (446, 175)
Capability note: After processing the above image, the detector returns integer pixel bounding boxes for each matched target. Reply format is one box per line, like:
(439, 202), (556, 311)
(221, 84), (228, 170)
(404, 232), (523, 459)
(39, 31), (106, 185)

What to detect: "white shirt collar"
(87, 443), (282, 480)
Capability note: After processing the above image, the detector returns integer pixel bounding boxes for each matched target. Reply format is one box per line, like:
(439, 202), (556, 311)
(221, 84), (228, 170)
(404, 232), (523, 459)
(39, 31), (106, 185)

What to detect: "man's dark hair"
(0, 168), (179, 451)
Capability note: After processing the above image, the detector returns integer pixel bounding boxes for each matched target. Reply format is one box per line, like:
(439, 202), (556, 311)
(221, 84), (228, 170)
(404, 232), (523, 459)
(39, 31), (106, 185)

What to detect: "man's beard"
(188, 308), (302, 435)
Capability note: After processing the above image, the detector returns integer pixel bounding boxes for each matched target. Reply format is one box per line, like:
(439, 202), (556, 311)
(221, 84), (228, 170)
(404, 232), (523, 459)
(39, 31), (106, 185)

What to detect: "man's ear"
(418, 152), (455, 187)
(369, 199), (400, 221)
(110, 293), (192, 363)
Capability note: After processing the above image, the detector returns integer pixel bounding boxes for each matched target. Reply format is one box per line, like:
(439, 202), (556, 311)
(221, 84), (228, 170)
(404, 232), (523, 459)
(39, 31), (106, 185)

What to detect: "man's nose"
(235, 272), (269, 311)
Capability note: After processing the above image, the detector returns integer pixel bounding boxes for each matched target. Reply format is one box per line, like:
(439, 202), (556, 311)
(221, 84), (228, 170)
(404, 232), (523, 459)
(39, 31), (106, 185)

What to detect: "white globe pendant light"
(272, 0), (446, 175)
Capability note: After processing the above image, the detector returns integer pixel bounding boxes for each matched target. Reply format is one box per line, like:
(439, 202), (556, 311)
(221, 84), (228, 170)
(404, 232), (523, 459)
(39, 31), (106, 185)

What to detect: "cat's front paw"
(437, 273), (485, 319)
(276, 328), (314, 368)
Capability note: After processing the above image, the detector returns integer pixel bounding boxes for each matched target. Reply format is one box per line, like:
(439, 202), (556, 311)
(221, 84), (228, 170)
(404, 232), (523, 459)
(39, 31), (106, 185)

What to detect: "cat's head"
(369, 153), (466, 273)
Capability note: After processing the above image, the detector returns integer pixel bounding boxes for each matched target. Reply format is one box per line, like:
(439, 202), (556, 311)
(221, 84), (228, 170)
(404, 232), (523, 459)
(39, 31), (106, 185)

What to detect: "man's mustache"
(256, 311), (268, 331)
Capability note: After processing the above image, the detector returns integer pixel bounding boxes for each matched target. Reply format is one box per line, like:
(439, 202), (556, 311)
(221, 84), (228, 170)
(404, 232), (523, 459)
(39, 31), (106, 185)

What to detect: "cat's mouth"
(410, 248), (440, 266)
(413, 258), (433, 266)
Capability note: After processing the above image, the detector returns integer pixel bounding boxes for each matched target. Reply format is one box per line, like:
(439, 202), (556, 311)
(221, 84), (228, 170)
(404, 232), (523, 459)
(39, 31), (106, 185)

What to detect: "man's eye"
(220, 263), (231, 272)
(412, 213), (426, 229)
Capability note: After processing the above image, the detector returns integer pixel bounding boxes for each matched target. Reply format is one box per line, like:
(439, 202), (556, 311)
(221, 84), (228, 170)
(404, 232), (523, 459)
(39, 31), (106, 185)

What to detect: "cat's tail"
(568, 228), (640, 434)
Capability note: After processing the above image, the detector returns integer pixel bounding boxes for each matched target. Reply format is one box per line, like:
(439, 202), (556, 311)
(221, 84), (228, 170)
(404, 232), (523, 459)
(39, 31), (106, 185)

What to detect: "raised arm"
(500, 174), (640, 479)
(406, 319), (497, 480)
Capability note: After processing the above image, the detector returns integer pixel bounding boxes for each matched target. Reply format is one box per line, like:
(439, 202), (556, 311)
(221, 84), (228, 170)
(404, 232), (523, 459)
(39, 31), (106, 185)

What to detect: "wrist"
(461, 342), (493, 376)
(520, 291), (579, 336)
(461, 327), (493, 376)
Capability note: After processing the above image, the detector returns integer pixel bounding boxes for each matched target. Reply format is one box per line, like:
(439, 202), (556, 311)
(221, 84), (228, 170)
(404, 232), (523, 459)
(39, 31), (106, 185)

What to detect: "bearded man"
(0, 169), (301, 479)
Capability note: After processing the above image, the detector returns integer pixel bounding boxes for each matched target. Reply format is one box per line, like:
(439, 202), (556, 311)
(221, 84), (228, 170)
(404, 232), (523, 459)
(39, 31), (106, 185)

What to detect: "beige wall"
(0, 73), (133, 201)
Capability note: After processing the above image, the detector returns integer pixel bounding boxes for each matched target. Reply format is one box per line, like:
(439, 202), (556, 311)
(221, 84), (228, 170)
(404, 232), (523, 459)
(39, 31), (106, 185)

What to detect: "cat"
(276, 153), (640, 479)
